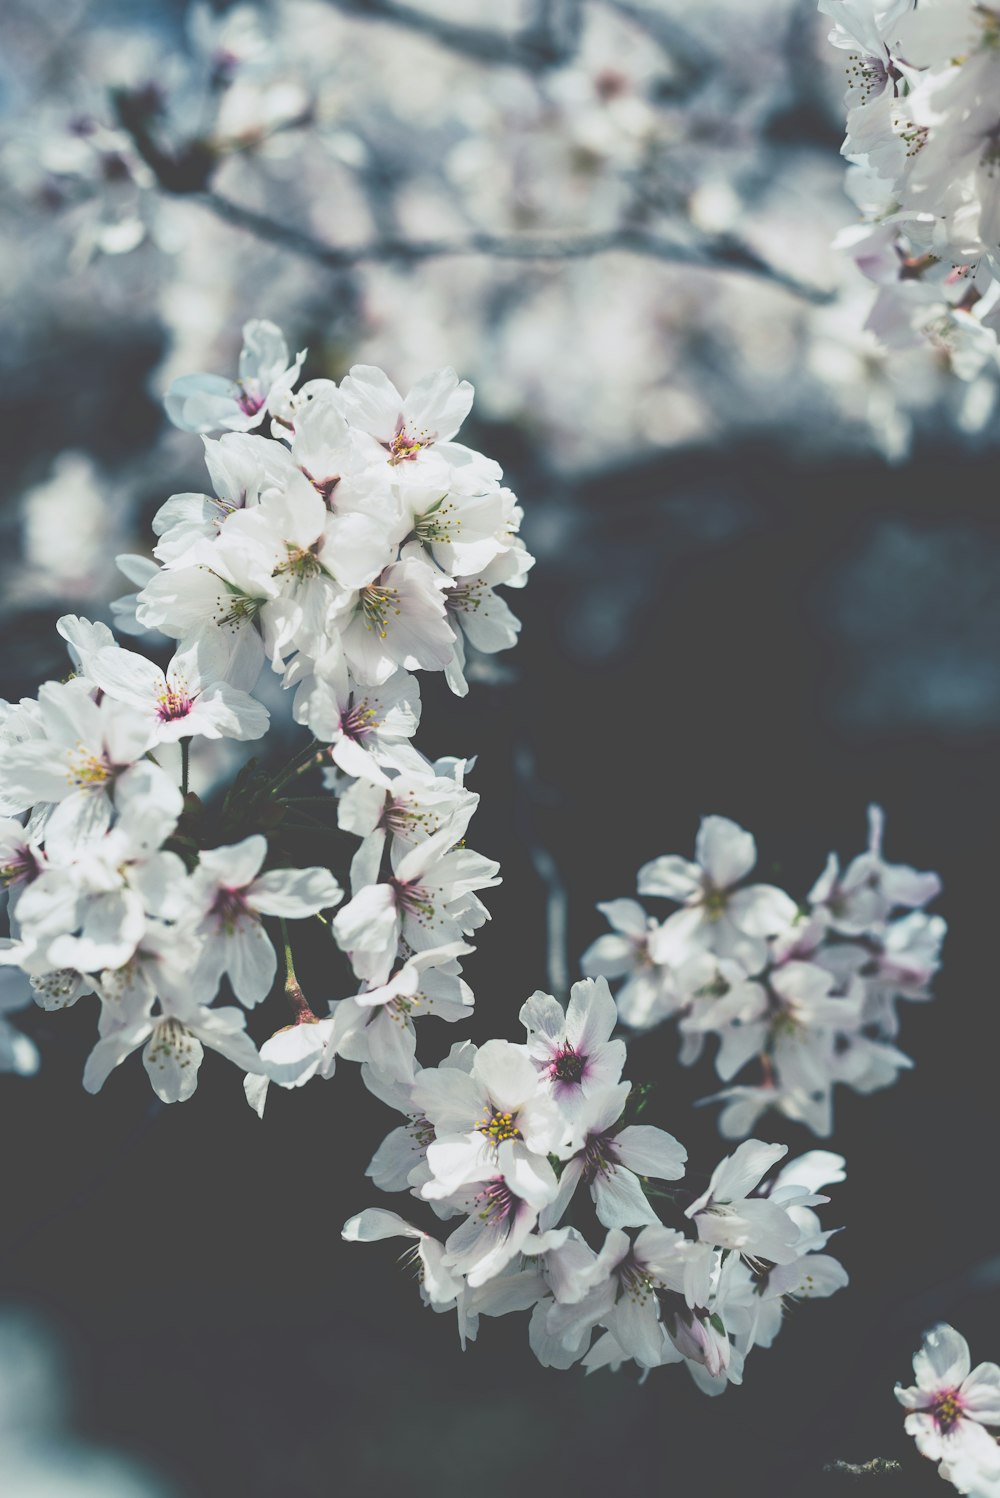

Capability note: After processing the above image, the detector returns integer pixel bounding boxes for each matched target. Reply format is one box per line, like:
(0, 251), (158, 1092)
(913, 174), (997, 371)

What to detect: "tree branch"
(323, 0), (581, 71)
(197, 189), (834, 303)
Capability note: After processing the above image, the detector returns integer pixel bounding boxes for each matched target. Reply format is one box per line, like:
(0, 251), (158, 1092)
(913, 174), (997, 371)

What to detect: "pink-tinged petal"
(89, 645), (164, 709)
(688, 1140), (787, 1215)
(404, 367), (474, 442)
(904, 1411), (943, 1461)
(365, 1008), (417, 1084)
(82, 1020), (152, 1093)
(519, 989), (565, 1042)
(895, 1381), (934, 1412)
(247, 866), (342, 918)
(914, 1324), (972, 1392)
(727, 884), (798, 937)
(342, 1208), (420, 1243)
(498, 1142), (558, 1209)
(580, 933), (638, 980)
(142, 1021), (204, 1103)
(596, 899), (650, 938)
(766, 1254), (848, 1300)
(592, 1165), (660, 1230)
(649, 905), (708, 963)
(198, 835), (268, 890)
(613, 1125), (687, 1181)
(608, 1292), (663, 1369)
(961, 1362), (1000, 1424)
(538, 1157), (585, 1233)
(695, 816), (757, 889)
(224, 921), (277, 1008)
(566, 976), (618, 1051)
(473, 1039), (538, 1112)
(637, 855), (702, 902)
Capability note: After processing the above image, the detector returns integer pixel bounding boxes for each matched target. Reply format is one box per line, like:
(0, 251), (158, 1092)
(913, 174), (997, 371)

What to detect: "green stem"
(269, 739), (325, 795)
(279, 917), (316, 1021)
(181, 738), (190, 797)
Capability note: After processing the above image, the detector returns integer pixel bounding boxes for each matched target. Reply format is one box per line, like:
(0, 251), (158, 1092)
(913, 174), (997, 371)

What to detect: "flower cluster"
(822, 0), (1000, 379)
(897, 1325), (1000, 1495)
(581, 809), (944, 1138)
(344, 976), (848, 1393)
(0, 320), (525, 1103)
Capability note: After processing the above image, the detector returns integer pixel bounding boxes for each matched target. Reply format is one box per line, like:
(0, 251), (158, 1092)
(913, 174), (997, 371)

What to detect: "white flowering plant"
(823, 0), (1000, 380)
(0, 317), (861, 1398)
(583, 808), (945, 1139)
(0, 318), (526, 1103)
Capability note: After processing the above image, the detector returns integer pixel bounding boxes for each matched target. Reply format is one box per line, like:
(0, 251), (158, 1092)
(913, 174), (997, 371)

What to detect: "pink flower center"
(340, 693), (379, 742)
(476, 1177), (515, 1228)
(211, 886), (250, 932)
(391, 878), (435, 924)
(156, 688), (193, 722)
(0, 845), (40, 889)
(549, 1045), (586, 1085)
(932, 1389), (964, 1434)
(237, 386), (265, 417)
(582, 1129), (620, 1184)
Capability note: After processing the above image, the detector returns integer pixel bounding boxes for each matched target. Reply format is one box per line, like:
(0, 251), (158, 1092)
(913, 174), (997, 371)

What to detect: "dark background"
(3, 419), (1000, 1496)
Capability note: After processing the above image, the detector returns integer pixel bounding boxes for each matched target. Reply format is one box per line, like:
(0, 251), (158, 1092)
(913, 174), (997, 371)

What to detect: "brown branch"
(196, 189), (835, 304)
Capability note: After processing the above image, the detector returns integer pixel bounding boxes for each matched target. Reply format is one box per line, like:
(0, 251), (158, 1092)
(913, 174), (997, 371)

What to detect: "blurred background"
(2, 1), (1000, 1494)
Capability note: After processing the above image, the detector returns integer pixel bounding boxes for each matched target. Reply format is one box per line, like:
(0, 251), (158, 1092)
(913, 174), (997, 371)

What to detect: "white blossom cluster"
(822, 0), (1000, 381)
(582, 809), (944, 1139)
(8, 0), (995, 486)
(0, 318), (528, 1103)
(343, 975), (849, 1394)
(897, 1324), (1000, 1496)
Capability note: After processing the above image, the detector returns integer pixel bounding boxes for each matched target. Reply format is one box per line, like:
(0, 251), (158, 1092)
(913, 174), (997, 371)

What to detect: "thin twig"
(197, 190), (834, 303)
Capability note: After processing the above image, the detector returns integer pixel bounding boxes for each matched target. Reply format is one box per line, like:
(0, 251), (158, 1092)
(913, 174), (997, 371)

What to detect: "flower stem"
(269, 738), (325, 795)
(280, 917), (317, 1022)
(181, 738), (190, 797)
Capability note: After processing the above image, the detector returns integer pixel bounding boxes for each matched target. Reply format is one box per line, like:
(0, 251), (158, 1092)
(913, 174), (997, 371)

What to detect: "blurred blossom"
(0, 1310), (178, 1497)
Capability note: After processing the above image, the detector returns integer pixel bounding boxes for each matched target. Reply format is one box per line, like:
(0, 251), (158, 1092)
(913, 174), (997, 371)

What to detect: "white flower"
(329, 942), (474, 1083)
(581, 898), (677, 1029)
(165, 319), (305, 434)
(332, 822), (499, 986)
(244, 1017), (338, 1118)
(336, 365), (479, 478)
(342, 1208), (463, 1306)
(685, 1139), (800, 1263)
(89, 636), (269, 744)
(539, 1082), (687, 1232)
(0, 678), (156, 852)
(414, 1037), (567, 1198)
(340, 557), (456, 686)
(541, 1225), (700, 1369)
(896, 1325), (1000, 1474)
(292, 647), (422, 784)
(519, 976), (626, 1120)
(640, 815), (797, 972)
(134, 527), (280, 694)
(438, 1143), (559, 1289)
(338, 766), (478, 890)
(186, 835), (342, 1007)
(83, 994), (265, 1103)
(809, 805), (941, 936)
